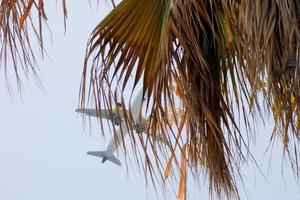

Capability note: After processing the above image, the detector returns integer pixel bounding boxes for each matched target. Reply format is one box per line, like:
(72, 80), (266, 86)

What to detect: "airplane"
(79, 88), (147, 166)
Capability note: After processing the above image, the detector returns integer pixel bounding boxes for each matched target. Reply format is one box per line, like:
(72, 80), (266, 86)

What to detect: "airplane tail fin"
(87, 151), (121, 166)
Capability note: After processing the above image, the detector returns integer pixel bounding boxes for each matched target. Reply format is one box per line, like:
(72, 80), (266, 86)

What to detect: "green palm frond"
(83, 0), (172, 92)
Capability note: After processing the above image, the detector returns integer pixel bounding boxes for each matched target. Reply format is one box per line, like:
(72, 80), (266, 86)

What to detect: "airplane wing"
(75, 108), (122, 125)
(75, 108), (98, 117)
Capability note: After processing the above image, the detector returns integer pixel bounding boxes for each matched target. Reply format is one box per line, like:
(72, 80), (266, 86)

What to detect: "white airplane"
(78, 88), (147, 166)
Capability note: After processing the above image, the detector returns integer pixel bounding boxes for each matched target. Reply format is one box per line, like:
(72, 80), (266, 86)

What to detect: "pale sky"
(0, 2), (299, 200)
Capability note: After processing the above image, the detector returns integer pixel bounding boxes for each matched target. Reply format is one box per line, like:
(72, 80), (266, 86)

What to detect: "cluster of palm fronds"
(1, 0), (300, 199)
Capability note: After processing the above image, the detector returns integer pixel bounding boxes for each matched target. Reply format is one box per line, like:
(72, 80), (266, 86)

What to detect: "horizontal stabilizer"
(107, 155), (121, 166)
(87, 151), (105, 157)
(87, 151), (121, 166)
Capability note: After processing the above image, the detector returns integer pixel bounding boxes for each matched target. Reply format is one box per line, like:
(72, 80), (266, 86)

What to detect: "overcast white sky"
(0, 2), (300, 200)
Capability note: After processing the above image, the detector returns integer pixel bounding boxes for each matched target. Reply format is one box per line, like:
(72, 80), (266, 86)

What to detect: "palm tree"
(1, 0), (299, 199)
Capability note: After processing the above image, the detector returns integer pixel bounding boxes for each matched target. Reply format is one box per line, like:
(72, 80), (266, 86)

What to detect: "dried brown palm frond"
(237, 0), (300, 173)
(0, 0), (47, 87)
(0, 0), (69, 88)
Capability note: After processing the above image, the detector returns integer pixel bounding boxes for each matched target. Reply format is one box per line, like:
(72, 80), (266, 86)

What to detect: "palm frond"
(0, 0), (71, 88)
(0, 0), (47, 87)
